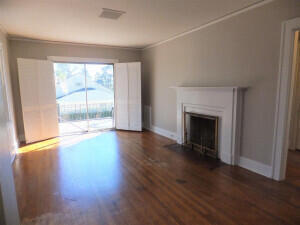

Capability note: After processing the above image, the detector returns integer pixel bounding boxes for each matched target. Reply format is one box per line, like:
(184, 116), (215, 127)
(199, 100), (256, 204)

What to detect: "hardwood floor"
(286, 150), (300, 187)
(14, 131), (300, 225)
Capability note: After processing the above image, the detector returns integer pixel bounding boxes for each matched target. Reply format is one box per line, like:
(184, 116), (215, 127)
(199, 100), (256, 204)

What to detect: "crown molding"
(142, 0), (274, 50)
(8, 35), (143, 51)
(3, 0), (274, 51)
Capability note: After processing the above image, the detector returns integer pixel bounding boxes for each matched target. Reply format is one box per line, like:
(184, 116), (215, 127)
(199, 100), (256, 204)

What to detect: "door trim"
(272, 17), (300, 181)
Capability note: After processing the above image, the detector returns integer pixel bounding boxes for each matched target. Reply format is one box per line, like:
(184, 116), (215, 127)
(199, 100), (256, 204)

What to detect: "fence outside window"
(57, 102), (114, 122)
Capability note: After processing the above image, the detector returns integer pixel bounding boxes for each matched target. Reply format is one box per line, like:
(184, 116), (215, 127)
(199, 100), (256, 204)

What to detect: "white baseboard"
(143, 125), (177, 141)
(10, 152), (16, 164)
(220, 152), (232, 165)
(10, 137), (19, 164)
(142, 105), (178, 141)
(144, 121), (272, 178)
(238, 156), (272, 178)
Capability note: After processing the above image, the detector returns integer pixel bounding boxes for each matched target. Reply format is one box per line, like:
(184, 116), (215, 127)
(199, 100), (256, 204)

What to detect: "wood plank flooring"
(13, 131), (300, 225)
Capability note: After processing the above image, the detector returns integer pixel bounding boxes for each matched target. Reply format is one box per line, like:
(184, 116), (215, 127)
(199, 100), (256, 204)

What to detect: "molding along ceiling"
(8, 35), (142, 51)
(0, 0), (273, 49)
(143, 0), (274, 50)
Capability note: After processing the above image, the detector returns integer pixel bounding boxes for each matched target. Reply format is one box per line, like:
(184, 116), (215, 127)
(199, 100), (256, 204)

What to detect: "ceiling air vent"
(99, 8), (126, 20)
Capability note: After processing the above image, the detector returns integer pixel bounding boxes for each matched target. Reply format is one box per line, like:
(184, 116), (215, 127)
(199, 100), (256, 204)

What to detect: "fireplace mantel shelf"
(170, 86), (248, 91)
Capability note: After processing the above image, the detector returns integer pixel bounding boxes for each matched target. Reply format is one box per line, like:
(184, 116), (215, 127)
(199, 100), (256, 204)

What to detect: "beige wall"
(141, 0), (300, 165)
(9, 40), (141, 139)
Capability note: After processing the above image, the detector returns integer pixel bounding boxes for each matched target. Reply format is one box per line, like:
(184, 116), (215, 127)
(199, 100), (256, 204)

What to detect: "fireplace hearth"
(184, 112), (219, 159)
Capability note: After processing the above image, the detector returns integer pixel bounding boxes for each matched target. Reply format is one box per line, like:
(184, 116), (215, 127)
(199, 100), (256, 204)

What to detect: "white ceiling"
(0, 0), (263, 49)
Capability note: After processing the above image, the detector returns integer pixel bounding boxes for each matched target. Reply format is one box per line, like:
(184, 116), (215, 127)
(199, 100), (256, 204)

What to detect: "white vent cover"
(99, 8), (126, 20)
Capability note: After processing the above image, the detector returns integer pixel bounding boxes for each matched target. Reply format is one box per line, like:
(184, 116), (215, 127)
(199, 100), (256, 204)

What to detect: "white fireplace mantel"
(171, 86), (246, 165)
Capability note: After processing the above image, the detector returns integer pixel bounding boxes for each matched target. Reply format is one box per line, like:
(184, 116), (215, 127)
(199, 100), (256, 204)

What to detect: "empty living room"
(0, 0), (300, 224)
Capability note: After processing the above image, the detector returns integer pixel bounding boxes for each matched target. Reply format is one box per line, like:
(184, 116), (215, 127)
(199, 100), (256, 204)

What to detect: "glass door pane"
(54, 63), (88, 135)
(86, 64), (114, 131)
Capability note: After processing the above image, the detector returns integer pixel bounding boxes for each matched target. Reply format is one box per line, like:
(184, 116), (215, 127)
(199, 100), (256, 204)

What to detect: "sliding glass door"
(54, 63), (114, 135)
(86, 64), (114, 131)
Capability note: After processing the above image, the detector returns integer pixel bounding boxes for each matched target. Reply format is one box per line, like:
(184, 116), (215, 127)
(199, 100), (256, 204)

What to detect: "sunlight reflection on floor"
(18, 131), (105, 154)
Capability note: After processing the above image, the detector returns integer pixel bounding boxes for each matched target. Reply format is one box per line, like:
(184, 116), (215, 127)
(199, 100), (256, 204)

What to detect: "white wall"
(0, 28), (20, 225)
(0, 30), (18, 159)
(141, 0), (300, 166)
(8, 39), (141, 140)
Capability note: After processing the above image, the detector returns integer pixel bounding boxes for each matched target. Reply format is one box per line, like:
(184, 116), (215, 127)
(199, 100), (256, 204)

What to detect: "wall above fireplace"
(172, 86), (246, 165)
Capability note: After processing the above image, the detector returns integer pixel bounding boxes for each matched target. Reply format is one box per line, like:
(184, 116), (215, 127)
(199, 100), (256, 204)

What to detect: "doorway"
(286, 30), (300, 184)
(273, 17), (300, 181)
(54, 62), (114, 135)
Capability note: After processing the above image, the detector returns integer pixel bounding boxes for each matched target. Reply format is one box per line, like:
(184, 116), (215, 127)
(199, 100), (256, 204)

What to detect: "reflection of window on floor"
(54, 63), (114, 135)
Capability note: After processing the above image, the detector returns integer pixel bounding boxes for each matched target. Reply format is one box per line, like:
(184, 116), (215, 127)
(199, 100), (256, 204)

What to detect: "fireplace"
(184, 112), (219, 158)
(173, 87), (245, 165)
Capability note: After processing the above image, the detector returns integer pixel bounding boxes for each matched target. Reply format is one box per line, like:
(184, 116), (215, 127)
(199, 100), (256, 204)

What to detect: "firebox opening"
(184, 112), (219, 159)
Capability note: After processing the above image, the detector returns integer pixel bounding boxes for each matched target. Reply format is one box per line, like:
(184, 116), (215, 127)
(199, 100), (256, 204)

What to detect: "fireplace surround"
(172, 87), (246, 165)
